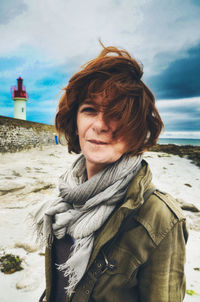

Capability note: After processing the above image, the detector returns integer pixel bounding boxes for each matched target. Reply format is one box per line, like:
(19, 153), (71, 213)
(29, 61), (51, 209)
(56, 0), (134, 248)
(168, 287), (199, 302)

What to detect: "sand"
(0, 145), (199, 302)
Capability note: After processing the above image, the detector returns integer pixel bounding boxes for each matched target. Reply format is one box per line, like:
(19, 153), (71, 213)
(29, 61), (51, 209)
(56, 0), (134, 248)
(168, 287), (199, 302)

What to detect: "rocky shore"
(150, 144), (200, 167)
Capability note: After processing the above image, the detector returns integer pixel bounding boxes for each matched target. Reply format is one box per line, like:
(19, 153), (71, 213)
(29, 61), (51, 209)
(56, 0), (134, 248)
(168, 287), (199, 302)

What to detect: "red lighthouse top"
(11, 77), (28, 99)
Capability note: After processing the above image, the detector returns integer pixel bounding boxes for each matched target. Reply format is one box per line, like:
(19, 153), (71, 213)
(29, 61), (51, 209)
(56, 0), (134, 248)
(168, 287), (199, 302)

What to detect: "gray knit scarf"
(31, 154), (142, 296)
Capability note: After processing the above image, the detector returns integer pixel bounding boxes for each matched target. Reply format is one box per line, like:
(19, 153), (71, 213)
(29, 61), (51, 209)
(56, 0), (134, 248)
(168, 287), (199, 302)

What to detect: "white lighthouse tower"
(11, 77), (28, 120)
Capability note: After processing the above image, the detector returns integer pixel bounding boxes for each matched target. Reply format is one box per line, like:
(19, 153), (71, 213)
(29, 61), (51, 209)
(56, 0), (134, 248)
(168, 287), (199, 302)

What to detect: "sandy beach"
(0, 145), (199, 302)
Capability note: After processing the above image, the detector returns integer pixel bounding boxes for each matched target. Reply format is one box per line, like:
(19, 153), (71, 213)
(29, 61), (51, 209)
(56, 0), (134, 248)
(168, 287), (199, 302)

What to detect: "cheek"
(77, 114), (92, 135)
(114, 139), (127, 154)
(77, 116), (85, 138)
(76, 113), (81, 132)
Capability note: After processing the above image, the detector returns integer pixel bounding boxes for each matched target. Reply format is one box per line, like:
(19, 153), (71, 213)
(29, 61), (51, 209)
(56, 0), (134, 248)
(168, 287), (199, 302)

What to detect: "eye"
(80, 106), (97, 114)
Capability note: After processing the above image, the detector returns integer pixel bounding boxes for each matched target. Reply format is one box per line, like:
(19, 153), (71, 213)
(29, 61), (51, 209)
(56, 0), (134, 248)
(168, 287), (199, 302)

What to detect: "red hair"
(55, 44), (164, 155)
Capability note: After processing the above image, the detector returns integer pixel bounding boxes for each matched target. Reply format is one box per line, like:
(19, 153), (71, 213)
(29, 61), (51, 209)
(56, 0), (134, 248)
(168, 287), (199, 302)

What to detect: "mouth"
(88, 139), (108, 145)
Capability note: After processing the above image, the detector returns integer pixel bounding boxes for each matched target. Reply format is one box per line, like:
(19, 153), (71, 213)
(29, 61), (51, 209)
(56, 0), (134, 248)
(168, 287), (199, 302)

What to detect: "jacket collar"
(87, 160), (153, 269)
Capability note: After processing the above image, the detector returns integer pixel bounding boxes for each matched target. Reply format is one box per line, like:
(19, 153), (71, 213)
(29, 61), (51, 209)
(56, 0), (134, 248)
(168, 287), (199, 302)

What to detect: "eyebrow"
(81, 99), (95, 106)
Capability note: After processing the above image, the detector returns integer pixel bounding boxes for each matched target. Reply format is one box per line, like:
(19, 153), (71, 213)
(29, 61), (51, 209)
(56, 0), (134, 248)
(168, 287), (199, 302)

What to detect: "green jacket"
(43, 161), (188, 302)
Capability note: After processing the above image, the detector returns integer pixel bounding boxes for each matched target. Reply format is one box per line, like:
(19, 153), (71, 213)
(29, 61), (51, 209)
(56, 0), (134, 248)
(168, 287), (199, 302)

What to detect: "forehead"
(81, 95), (106, 106)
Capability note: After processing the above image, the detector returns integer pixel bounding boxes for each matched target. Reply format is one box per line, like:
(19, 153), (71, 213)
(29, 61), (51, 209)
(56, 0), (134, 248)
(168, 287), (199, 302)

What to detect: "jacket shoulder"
(135, 190), (186, 246)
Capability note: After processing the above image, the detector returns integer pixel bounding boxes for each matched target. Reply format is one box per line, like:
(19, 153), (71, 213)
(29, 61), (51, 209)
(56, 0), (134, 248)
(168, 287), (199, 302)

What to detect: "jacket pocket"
(102, 245), (141, 280)
(90, 247), (141, 302)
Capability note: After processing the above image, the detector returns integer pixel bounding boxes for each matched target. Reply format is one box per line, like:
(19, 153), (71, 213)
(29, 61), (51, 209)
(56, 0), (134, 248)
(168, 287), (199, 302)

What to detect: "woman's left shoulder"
(146, 189), (186, 221)
(135, 189), (187, 246)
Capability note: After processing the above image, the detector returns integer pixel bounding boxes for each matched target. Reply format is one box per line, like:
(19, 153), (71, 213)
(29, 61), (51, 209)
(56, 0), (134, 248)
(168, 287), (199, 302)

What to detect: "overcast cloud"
(0, 0), (200, 136)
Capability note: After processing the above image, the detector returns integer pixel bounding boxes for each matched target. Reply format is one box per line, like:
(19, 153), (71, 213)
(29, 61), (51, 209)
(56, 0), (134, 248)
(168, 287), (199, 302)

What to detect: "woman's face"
(77, 95), (127, 178)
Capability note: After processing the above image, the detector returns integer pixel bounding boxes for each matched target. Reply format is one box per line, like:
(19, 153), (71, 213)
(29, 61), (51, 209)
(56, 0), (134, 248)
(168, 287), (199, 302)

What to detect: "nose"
(92, 112), (109, 133)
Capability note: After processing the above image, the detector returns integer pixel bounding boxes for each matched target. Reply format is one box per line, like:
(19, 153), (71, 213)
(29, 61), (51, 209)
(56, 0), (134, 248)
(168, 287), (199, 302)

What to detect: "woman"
(35, 44), (188, 302)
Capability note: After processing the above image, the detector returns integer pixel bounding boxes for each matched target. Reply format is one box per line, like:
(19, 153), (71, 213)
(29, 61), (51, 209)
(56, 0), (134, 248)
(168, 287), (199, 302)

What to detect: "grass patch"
(186, 289), (198, 296)
(0, 253), (23, 274)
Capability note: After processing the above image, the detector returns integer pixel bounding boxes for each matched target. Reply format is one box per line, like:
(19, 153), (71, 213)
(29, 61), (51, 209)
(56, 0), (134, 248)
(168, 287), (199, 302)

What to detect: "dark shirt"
(52, 235), (74, 302)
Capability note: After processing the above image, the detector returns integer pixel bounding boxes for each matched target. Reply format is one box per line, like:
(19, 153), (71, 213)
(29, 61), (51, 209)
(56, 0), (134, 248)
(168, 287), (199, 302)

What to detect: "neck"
(86, 161), (107, 179)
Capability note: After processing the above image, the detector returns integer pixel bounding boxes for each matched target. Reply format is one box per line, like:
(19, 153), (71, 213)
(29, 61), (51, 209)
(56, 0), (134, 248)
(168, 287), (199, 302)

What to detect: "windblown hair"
(55, 43), (164, 155)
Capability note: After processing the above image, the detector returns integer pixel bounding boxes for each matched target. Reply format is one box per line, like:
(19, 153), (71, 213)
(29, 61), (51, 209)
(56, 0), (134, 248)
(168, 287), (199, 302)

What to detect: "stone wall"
(0, 115), (57, 153)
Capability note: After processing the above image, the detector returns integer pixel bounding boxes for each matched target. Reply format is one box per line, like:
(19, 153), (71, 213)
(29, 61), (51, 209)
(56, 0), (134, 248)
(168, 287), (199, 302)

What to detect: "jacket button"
(97, 263), (102, 268)
(85, 290), (90, 294)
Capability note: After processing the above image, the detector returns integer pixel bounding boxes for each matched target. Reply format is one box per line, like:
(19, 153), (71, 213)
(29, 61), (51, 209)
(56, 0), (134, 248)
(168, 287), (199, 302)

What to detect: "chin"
(88, 157), (110, 165)
(87, 153), (120, 166)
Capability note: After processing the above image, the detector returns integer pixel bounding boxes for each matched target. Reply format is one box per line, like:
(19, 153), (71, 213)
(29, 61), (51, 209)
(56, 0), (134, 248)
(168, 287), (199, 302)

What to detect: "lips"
(88, 139), (108, 145)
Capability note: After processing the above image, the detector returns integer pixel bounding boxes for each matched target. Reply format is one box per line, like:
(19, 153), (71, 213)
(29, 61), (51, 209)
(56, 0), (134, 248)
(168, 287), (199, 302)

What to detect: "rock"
(194, 267), (200, 271)
(0, 182), (25, 196)
(14, 242), (38, 253)
(31, 183), (55, 193)
(176, 198), (199, 212)
(150, 144), (200, 167)
(38, 252), (45, 256)
(16, 271), (39, 291)
(185, 212), (200, 231)
(184, 183), (192, 188)
(12, 170), (22, 177)
(181, 204), (199, 212)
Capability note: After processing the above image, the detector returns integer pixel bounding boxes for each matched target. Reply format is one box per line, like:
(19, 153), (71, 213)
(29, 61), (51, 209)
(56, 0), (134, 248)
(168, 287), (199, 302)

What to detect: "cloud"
(160, 131), (200, 139)
(0, 56), (23, 71)
(147, 43), (200, 99)
(0, 0), (200, 131)
(26, 111), (55, 125)
(0, 0), (200, 70)
(157, 97), (200, 132)
(0, 0), (28, 25)
(35, 77), (63, 87)
(191, 0), (200, 6)
(0, 106), (13, 117)
(0, 91), (14, 110)
(26, 99), (57, 124)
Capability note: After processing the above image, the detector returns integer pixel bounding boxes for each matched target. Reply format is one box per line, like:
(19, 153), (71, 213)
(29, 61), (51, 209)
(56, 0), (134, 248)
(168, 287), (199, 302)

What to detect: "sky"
(0, 0), (200, 138)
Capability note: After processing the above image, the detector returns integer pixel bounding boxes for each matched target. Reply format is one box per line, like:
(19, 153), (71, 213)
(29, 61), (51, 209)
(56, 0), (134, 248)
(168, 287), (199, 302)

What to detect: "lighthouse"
(11, 77), (28, 120)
